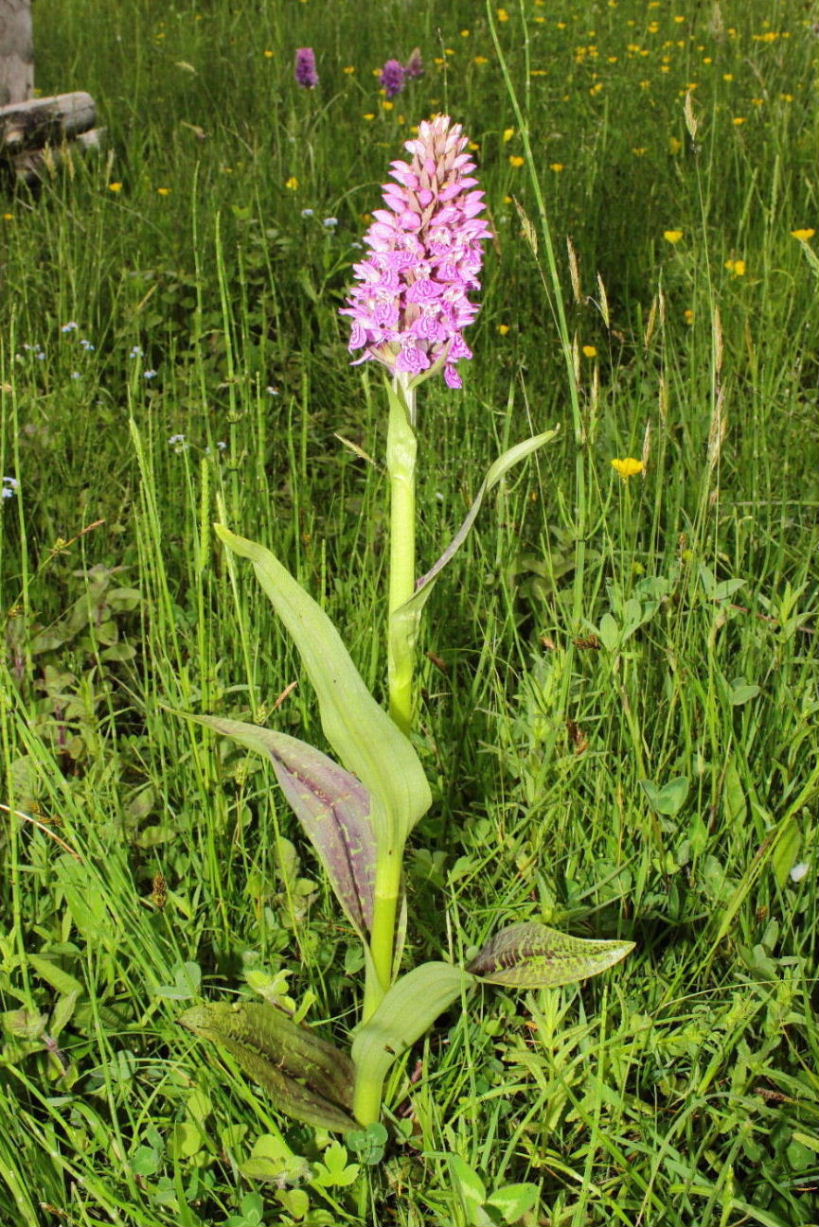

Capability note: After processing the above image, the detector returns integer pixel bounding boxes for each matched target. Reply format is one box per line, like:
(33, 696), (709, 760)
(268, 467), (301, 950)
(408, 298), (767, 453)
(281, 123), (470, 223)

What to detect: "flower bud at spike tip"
(404, 48), (424, 79)
(341, 115), (492, 390)
(294, 47), (319, 88)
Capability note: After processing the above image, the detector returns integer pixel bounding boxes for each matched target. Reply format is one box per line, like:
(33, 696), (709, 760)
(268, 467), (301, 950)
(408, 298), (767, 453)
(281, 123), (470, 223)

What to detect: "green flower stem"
(358, 850), (402, 1122)
(363, 847), (403, 1013)
(352, 1061), (385, 1127)
(386, 378), (418, 737)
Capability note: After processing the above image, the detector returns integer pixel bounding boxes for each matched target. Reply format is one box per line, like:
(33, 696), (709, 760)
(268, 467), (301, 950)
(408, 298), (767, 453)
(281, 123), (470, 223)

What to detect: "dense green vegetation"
(1, 1), (818, 1224)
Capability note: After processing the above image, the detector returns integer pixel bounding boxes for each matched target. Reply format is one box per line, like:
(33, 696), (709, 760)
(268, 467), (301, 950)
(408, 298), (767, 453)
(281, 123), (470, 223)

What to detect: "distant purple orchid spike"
(295, 47), (319, 89)
(341, 115), (491, 390)
(380, 59), (406, 100)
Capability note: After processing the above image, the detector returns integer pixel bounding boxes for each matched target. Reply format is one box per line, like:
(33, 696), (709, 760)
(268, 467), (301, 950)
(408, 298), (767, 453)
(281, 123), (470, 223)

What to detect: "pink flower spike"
(294, 47), (319, 89)
(341, 116), (491, 388)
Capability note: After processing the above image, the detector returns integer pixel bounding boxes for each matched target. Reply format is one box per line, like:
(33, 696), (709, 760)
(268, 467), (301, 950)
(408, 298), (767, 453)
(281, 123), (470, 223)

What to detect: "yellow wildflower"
(497, 7), (510, 20)
(582, 345), (598, 358)
(503, 127), (516, 142)
(498, 324), (510, 335)
(611, 458), (645, 480)
(791, 228), (816, 241)
(549, 162), (565, 172)
(285, 177), (299, 190)
(725, 258), (746, 276)
(663, 229), (684, 244)
(108, 182), (123, 192)
(508, 155), (525, 167)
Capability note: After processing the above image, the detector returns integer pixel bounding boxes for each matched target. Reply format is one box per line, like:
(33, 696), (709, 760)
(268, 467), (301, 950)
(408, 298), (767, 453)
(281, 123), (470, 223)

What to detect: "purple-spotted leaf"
(179, 1001), (356, 1133)
(182, 714), (376, 934)
(467, 922), (633, 988)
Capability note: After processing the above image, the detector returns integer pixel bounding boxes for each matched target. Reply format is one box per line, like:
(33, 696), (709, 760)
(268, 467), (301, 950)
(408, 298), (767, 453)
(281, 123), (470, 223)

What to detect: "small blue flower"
(168, 433), (186, 447)
(71, 371), (82, 380)
(144, 369), (157, 380)
(130, 345), (144, 359)
(61, 321), (79, 333)
(322, 216), (338, 229)
(2, 487), (14, 499)
(301, 208), (315, 218)
(80, 339), (95, 352)
(216, 440), (227, 451)
(3, 476), (20, 489)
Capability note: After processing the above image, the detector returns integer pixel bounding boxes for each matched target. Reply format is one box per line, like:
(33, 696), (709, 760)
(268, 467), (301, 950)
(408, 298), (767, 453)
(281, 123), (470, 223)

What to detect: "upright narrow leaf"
(389, 429), (559, 669)
(215, 526), (431, 856)
(180, 1001), (356, 1133)
(181, 713), (376, 933)
(467, 923), (633, 988)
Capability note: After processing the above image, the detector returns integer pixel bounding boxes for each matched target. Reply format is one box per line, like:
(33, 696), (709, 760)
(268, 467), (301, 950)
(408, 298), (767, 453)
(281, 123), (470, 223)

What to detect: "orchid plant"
(179, 117), (632, 1135)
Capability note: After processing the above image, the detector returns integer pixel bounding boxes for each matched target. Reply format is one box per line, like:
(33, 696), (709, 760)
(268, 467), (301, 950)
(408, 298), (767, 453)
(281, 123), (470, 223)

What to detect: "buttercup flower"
(295, 47), (319, 88)
(341, 115), (491, 389)
(611, 457), (645, 480)
(380, 59), (406, 99)
(791, 228), (815, 241)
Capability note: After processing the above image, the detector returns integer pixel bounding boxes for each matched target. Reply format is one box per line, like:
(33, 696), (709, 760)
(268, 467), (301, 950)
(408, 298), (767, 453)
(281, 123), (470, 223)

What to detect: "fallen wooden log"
(0, 90), (95, 152)
(10, 124), (105, 184)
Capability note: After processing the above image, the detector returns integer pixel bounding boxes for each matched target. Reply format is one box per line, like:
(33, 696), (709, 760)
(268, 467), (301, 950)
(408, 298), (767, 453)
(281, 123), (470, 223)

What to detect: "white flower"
(789, 862), (809, 883)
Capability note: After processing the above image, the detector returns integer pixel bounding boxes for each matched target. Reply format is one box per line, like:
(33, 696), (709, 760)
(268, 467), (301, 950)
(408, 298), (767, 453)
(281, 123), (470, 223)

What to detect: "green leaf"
(181, 714), (376, 934)
(53, 856), (109, 942)
(598, 612), (620, 653)
(179, 1000), (356, 1133)
(389, 428), (559, 667)
(27, 954), (83, 999)
(153, 961), (202, 1001)
(450, 1155), (487, 1212)
(347, 1122), (388, 1166)
(771, 815), (801, 890)
(467, 922), (633, 988)
(312, 1141), (360, 1188)
(486, 1183), (540, 1223)
(641, 776), (689, 816)
(352, 963), (471, 1109)
(728, 677), (760, 706)
(238, 1134), (310, 1185)
(214, 526), (431, 858)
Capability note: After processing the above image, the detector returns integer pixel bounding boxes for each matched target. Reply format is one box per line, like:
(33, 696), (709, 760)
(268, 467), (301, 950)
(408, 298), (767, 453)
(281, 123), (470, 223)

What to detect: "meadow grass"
(1, 0), (818, 1224)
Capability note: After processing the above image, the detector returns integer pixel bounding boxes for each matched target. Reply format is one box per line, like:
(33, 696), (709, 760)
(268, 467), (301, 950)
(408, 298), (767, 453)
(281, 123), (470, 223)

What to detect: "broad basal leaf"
(215, 526), (431, 858)
(180, 1001), (356, 1133)
(467, 922), (633, 988)
(352, 962), (471, 1111)
(389, 428), (559, 671)
(182, 714), (376, 934)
